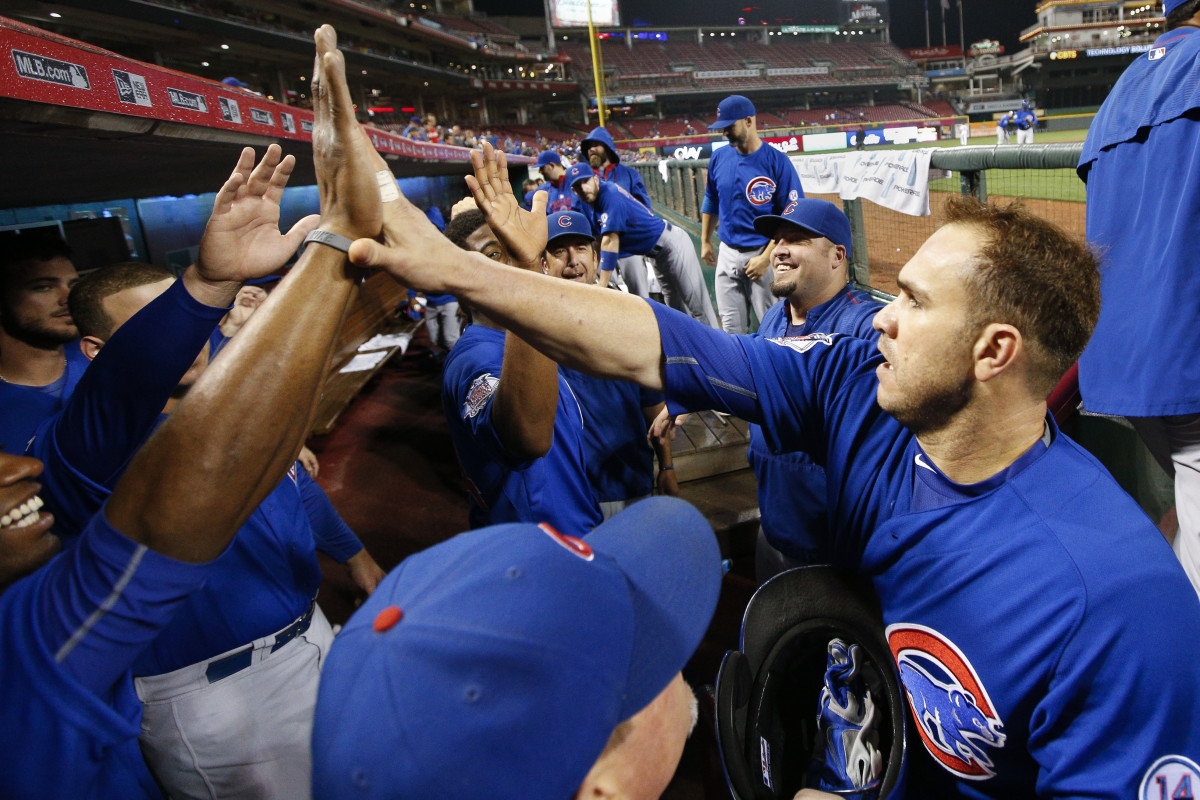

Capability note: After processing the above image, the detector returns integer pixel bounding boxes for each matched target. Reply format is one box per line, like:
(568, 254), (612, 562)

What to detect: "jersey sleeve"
(30, 506), (211, 696)
(629, 169), (653, 210)
(298, 468), (364, 563)
(702, 160), (719, 216)
(30, 279), (227, 541)
(1028, 564), (1200, 799)
(774, 150), (805, 207)
(597, 191), (627, 237)
(445, 343), (532, 470)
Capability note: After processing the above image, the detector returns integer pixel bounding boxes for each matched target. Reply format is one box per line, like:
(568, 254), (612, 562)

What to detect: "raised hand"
(311, 24), (385, 241)
(465, 141), (548, 268)
(197, 144), (319, 285)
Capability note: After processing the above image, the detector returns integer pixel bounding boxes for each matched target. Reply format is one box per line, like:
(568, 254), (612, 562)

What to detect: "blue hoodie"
(581, 127), (652, 209)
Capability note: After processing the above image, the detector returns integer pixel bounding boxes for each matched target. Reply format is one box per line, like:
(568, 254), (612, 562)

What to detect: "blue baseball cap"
(1165, 0), (1187, 13)
(708, 94), (756, 130)
(536, 150), (563, 168)
(312, 496), (722, 800)
(547, 211), (595, 245)
(753, 197), (853, 256)
(565, 162), (595, 187)
(221, 76), (249, 88)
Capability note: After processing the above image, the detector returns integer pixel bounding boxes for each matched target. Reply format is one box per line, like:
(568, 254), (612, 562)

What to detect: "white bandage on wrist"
(376, 169), (399, 203)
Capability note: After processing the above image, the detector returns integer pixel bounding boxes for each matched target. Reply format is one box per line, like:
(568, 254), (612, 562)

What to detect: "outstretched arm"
(105, 25), (384, 563)
(462, 149), (560, 459)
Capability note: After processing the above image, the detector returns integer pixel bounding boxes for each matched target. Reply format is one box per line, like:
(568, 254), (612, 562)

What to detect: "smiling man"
(350, 165), (1200, 799)
(0, 236), (89, 454)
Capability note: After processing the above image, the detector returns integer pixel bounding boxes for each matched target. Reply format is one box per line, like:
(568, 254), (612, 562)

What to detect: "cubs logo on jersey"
(887, 623), (1007, 781)
(767, 333), (834, 354)
(745, 176), (777, 206)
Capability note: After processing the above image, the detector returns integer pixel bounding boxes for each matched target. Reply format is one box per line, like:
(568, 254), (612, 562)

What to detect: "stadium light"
(220, 44), (229, 49)
(49, 12), (62, 17)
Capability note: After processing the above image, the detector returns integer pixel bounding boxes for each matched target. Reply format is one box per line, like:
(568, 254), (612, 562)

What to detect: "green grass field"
(840, 128), (1090, 203)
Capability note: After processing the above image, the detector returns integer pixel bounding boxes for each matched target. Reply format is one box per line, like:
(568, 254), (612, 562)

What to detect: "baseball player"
(996, 111), (1011, 145)
(535, 150), (585, 215)
(744, 199), (882, 581)
(30, 154), (383, 798)
(701, 94), (804, 334)
(0, 236), (89, 454)
(1, 28), (387, 797)
(579, 126), (657, 297)
(569, 162), (720, 326)
(440, 205), (602, 536)
(313, 496), (721, 800)
(544, 210), (678, 518)
(1078, 0), (1200, 598)
(1015, 100), (1038, 145)
(350, 150), (1200, 798)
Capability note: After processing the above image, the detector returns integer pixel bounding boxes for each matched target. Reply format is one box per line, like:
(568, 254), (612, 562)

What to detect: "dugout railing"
(631, 141), (1175, 529)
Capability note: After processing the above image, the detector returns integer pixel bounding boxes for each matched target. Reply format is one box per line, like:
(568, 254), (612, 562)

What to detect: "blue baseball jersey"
(593, 181), (666, 257)
(1015, 109), (1037, 130)
(702, 142), (805, 249)
(1078, 27), (1200, 416)
(442, 323), (602, 536)
(561, 368), (664, 503)
(0, 508), (208, 799)
(596, 161), (652, 210)
(748, 287), (881, 561)
(0, 343), (89, 455)
(649, 300), (1200, 799)
(543, 176), (586, 215)
(28, 279), (363, 674)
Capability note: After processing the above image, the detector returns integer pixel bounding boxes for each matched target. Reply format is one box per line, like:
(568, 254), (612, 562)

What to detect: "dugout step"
(676, 466), (760, 562)
(668, 410), (752, 483)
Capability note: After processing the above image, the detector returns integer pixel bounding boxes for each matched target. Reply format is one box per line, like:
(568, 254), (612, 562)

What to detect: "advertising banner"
(550, 0), (620, 28)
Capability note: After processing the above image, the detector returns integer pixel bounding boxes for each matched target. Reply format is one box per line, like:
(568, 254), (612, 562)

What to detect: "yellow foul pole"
(585, 0), (606, 127)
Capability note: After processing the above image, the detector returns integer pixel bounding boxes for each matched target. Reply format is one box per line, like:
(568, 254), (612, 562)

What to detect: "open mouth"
(1, 494), (44, 530)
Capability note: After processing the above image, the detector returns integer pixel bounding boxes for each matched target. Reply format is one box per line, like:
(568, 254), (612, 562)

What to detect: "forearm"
(598, 233), (620, 291)
(106, 244), (360, 562)
(700, 213), (716, 246)
(491, 328), (561, 460)
(644, 402), (673, 469)
(450, 254), (665, 390)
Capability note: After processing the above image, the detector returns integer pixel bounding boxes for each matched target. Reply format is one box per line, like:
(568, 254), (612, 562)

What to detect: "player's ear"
(972, 322), (1022, 383)
(79, 335), (105, 362)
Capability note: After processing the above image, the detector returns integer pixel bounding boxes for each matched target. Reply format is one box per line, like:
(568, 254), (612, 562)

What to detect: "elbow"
(508, 428), (553, 461)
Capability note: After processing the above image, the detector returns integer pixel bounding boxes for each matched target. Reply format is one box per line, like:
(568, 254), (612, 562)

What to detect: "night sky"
(476, 0), (1035, 53)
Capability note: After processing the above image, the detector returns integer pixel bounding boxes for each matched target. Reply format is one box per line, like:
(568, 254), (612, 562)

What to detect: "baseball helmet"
(715, 566), (908, 799)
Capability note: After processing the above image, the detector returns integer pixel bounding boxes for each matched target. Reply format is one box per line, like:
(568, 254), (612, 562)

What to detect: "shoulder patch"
(766, 333), (835, 354)
(1148, 46), (1166, 61)
(463, 373), (500, 419)
(1140, 755), (1200, 800)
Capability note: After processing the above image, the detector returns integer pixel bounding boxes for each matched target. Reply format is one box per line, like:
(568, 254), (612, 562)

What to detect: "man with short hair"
(351, 148), (1200, 797)
(1078, 0), (1200, 598)
(0, 26), (386, 798)
(33, 153), (383, 799)
(746, 199), (881, 579)
(700, 94), (804, 334)
(570, 163), (719, 326)
(0, 236), (89, 454)
(544, 210), (677, 518)
(313, 496), (721, 800)
(440, 203), (602, 536)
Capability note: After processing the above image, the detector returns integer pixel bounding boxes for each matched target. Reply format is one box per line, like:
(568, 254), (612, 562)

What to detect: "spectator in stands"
(439, 199), (602, 536)
(0, 26), (386, 797)
(700, 94), (803, 335)
(0, 236), (88, 455)
(1078, 0), (1200, 598)
(31, 146), (384, 799)
(543, 210), (678, 518)
(424, 112), (441, 144)
(1015, 100), (1038, 145)
(403, 115), (424, 140)
(569, 162), (719, 327)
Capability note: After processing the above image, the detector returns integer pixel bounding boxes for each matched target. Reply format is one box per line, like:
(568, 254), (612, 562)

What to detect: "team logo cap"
(312, 496), (722, 800)
(753, 197), (854, 256)
(547, 211), (595, 245)
(536, 150), (563, 168)
(566, 162), (595, 187)
(708, 94), (757, 130)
